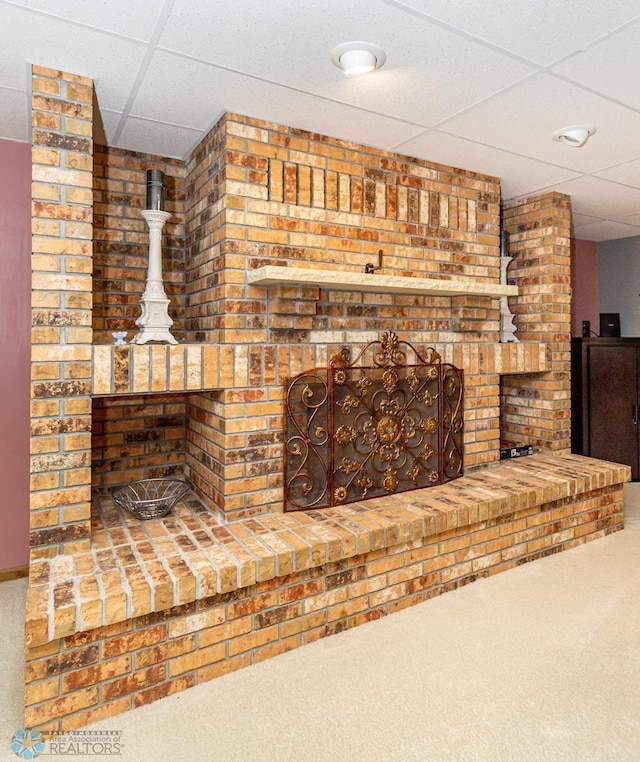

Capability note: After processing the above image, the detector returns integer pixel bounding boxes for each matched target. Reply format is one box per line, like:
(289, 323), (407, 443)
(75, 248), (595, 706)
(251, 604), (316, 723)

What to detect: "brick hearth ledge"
(22, 453), (629, 732)
(25, 454), (629, 648)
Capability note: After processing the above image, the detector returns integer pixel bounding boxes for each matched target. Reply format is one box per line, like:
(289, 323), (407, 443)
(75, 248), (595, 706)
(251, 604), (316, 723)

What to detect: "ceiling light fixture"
(552, 124), (597, 148)
(330, 42), (386, 77)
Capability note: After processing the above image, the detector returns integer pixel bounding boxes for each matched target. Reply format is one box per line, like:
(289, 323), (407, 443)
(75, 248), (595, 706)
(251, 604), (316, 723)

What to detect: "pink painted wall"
(0, 139), (30, 569)
(571, 238), (599, 337)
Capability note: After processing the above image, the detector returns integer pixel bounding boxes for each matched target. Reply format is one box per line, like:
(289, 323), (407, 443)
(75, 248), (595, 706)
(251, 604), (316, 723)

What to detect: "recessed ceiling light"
(330, 42), (386, 77)
(552, 124), (597, 148)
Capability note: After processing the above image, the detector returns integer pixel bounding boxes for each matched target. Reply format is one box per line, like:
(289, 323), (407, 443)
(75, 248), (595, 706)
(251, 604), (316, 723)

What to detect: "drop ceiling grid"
(2, 0), (640, 240)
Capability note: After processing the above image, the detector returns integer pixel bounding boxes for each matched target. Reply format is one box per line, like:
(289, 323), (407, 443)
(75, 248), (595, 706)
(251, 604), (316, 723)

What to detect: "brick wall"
(178, 114), (570, 518)
(501, 193), (572, 452)
(184, 116), (229, 343)
(180, 114), (503, 517)
(30, 66), (94, 559)
(24, 66), (594, 737)
(91, 395), (187, 490)
(93, 146), (186, 343)
(184, 113), (501, 347)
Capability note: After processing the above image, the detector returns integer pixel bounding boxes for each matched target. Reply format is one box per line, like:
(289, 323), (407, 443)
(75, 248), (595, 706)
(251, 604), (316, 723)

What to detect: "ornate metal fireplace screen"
(284, 332), (464, 511)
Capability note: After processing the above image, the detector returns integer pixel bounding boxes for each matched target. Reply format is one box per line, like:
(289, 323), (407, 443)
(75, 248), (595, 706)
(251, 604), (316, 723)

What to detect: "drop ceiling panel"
(390, 0), (640, 66)
(130, 52), (423, 152)
(393, 129), (581, 199)
(549, 175), (640, 220)
(116, 116), (206, 160)
(0, 4), (147, 111)
(5, 0), (165, 40)
(553, 22), (640, 111)
(438, 73), (640, 174)
(573, 218), (640, 242)
(593, 159), (640, 190)
(94, 109), (123, 146)
(159, 0), (535, 127)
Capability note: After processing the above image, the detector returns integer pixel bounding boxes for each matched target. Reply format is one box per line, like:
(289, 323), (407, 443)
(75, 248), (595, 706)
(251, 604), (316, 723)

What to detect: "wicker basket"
(111, 477), (190, 520)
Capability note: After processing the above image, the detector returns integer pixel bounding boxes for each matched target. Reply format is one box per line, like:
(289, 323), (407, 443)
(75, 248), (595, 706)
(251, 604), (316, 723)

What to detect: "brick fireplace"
(75, 95), (568, 528)
(24, 65), (629, 732)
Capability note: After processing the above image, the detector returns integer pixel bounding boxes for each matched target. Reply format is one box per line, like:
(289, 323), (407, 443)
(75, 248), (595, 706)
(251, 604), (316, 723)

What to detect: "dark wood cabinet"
(571, 337), (640, 478)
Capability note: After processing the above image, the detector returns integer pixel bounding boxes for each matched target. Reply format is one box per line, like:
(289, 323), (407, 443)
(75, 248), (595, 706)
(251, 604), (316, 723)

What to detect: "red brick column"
(30, 66), (94, 557)
(501, 193), (572, 452)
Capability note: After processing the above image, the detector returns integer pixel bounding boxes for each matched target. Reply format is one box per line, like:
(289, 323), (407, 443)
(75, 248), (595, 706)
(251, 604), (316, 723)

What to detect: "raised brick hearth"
(26, 64), (593, 732)
(24, 454), (629, 731)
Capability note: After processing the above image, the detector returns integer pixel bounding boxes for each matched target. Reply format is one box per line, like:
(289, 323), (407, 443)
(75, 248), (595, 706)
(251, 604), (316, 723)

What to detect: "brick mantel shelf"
(247, 265), (519, 299)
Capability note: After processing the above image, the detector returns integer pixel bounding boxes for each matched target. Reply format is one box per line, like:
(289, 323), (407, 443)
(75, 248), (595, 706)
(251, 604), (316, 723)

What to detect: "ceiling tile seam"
(0, 0), (159, 44)
(0, 82), (27, 95)
(421, 70), (546, 133)
(111, 0), (177, 146)
(378, 0), (568, 69)
(577, 13), (640, 50)
(119, 111), (204, 134)
(388, 126), (431, 152)
(150, 46), (433, 132)
(511, 171), (640, 200)
(382, 0), (640, 81)
(582, 216), (640, 225)
(573, 213), (607, 222)
(585, 167), (640, 189)
(544, 70), (640, 118)
(512, 14), (640, 72)
(583, 222), (640, 232)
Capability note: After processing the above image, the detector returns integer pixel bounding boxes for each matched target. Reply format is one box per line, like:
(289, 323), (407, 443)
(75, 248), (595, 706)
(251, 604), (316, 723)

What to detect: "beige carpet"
(2, 484), (640, 762)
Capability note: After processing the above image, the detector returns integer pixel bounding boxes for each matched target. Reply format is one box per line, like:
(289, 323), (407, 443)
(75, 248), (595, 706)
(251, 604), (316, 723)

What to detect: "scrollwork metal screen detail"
(284, 331), (463, 511)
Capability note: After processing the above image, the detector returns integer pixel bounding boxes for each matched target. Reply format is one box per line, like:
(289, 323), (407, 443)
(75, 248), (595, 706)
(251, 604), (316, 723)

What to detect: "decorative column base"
(131, 209), (178, 345)
(500, 296), (519, 343)
(131, 302), (178, 344)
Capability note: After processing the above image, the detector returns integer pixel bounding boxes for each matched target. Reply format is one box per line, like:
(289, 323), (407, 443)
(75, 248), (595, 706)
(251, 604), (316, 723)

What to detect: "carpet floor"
(2, 484), (640, 761)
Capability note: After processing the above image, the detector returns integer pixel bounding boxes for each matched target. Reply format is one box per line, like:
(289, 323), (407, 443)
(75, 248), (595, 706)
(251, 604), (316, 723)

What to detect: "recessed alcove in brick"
(91, 395), (187, 490)
(92, 146), (187, 344)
